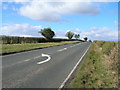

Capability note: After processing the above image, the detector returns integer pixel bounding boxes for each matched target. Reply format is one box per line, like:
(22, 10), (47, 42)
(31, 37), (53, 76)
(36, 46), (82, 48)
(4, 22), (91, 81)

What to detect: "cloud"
(114, 21), (120, 27)
(19, 35), (33, 37)
(3, 0), (31, 3)
(1, 24), (118, 41)
(80, 27), (118, 41)
(55, 27), (118, 41)
(3, 0), (119, 2)
(12, 5), (19, 11)
(18, 2), (100, 22)
(1, 24), (41, 37)
(54, 30), (67, 38)
(13, 0), (30, 3)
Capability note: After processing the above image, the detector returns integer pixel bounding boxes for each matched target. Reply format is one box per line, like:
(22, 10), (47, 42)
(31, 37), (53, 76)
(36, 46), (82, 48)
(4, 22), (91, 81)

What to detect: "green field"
(1, 41), (80, 55)
(68, 41), (118, 88)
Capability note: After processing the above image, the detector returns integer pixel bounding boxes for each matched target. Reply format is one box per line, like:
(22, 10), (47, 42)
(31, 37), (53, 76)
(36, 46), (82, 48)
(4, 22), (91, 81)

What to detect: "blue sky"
(1, 1), (118, 41)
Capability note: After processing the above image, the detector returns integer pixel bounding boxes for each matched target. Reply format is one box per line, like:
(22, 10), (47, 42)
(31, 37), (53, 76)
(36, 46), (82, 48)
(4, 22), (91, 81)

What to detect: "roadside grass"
(1, 41), (80, 55)
(68, 40), (118, 88)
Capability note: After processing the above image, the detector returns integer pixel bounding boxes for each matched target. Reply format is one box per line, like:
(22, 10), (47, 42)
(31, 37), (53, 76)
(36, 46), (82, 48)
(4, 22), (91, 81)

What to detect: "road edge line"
(58, 42), (92, 89)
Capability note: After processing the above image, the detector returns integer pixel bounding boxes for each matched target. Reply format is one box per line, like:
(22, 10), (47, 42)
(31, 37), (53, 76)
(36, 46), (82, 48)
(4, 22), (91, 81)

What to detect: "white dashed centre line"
(58, 48), (67, 52)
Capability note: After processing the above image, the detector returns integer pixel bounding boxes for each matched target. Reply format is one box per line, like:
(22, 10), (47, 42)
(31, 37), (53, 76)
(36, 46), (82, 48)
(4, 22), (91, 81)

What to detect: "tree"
(84, 37), (88, 41)
(88, 40), (92, 42)
(74, 34), (80, 40)
(65, 31), (74, 40)
(38, 28), (55, 40)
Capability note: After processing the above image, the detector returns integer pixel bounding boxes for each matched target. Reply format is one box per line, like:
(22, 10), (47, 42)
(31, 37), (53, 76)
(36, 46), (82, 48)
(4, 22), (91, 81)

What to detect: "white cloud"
(55, 27), (118, 41)
(55, 30), (67, 38)
(3, 0), (119, 2)
(1, 24), (41, 37)
(80, 27), (118, 41)
(13, 0), (30, 3)
(12, 5), (19, 11)
(1, 24), (118, 41)
(19, 35), (33, 37)
(114, 21), (120, 27)
(118, 30), (120, 41)
(18, 2), (100, 22)
(3, 0), (31, 3)
(74, 28), (81, 33)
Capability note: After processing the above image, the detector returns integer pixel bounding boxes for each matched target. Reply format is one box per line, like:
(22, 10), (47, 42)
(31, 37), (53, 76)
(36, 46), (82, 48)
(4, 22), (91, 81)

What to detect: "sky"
(1, 0), (119, 41)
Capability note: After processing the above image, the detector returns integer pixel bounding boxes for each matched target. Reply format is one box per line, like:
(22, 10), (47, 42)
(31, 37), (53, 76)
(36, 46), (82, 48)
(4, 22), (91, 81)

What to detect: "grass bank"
(68, 40), (118, 88)
(1, 41), (80, 55)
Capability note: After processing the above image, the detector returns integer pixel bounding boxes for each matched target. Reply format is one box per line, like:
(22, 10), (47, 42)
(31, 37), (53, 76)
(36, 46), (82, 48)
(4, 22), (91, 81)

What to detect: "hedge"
(1, 36), (83, 44)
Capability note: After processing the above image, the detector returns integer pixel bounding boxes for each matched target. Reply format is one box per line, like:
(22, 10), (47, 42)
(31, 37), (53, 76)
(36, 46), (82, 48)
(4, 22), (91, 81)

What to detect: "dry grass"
(69, 40), (118, 88)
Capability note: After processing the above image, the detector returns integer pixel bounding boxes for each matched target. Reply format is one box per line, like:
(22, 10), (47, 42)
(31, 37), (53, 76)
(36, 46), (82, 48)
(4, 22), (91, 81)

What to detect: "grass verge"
(1, 41), (80, 55)
(68, 40), (118, 88)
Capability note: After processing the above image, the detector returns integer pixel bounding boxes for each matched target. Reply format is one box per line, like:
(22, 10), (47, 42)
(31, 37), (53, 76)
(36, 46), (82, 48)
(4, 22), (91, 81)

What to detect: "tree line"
(39, 28), (88, 41)
(1, 27), (91, 44)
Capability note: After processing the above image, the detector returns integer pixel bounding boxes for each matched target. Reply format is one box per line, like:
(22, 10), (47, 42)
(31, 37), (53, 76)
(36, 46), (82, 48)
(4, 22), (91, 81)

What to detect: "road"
(2, 42), (91, 88)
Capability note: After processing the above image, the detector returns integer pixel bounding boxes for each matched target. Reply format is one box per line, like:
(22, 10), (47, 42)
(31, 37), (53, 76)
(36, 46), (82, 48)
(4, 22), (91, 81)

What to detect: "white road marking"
(2, 42), (82, 58)
(24, 59), (31, 62)
(3, 42), (83, 67)
(59, 43), (92, 89)
(34, 56), (41, 59)
(37, 54), (51, 65)
(70, 45), (74, 48)
(69, 43), (80, 48)
(58, 48), (67, 52)
(24, 56), (41, 62)
(3, 60), (27, 69)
